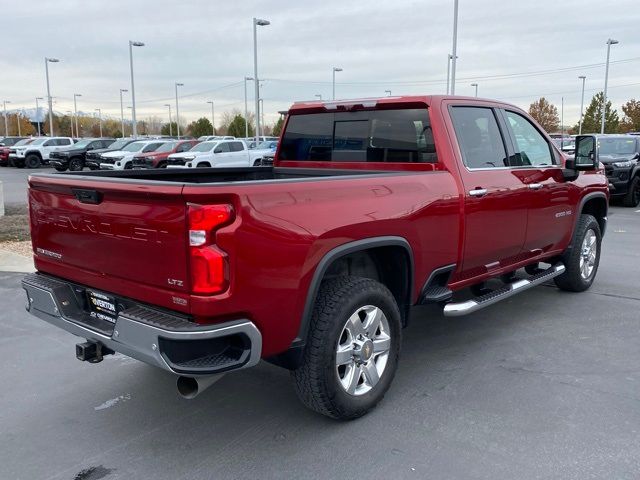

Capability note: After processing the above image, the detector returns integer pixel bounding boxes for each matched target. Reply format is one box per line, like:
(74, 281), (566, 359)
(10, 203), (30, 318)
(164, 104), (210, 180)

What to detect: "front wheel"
(554, 214), (602, 292)
(292, 276), (401, 420)
(25, 154), (41, 168)
(622, 176), (640, 207)
(68, 157), (84, 171)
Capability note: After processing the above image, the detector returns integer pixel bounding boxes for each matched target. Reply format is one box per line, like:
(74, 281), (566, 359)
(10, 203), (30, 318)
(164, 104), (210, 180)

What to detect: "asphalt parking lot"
(0, 204), (638, 479)
(0, 166), (50, 205)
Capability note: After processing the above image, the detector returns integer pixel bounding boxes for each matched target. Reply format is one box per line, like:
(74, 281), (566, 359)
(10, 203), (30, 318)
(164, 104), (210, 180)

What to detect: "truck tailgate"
(28, 175), (190, 310)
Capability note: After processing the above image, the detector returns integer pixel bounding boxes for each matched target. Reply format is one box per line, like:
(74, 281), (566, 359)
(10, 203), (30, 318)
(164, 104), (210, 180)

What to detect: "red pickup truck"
(23, 96), (608, 419)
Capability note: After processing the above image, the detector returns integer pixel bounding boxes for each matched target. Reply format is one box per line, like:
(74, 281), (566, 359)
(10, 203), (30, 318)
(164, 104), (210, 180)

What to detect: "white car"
(166, 139), (264, 168)
(197, 135), (236, 142)
(9, 137), (74, 168)
(99, 140), (167, 170)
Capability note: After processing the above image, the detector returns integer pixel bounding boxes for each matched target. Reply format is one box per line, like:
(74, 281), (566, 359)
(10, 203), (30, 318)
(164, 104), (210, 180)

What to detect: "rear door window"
(450, 107), (508, 169)
(229, 141), (244, 152)
(279, 108), (437, 163)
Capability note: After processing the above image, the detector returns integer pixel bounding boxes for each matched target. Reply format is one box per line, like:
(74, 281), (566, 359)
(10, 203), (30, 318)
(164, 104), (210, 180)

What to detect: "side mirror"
(572, 135), (598, 171)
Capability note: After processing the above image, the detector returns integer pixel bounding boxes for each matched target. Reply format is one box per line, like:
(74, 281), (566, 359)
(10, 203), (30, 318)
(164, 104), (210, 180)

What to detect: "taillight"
(188, 204), (234, 294)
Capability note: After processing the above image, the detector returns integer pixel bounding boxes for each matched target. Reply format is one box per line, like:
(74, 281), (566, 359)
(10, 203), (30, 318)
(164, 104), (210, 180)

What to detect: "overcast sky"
(2, 0), (639, 127)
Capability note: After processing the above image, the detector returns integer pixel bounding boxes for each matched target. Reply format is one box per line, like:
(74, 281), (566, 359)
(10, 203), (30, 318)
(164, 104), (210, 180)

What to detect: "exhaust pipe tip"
(177, 374), (224, 399)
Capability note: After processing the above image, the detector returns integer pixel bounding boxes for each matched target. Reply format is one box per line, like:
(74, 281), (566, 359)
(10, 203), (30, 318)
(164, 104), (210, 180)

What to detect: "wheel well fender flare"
(575, 192), (608, 238)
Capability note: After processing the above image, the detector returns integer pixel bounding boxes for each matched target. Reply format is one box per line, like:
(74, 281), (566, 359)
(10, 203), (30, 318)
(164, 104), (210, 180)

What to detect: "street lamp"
(259, 98), (265, 134)
(73, 93), (82, 138)
(332, 67), (343, 100)
(95, 108), (102, 137)
(164, 104), (172, 137)
(244, 76), (253, 139)
(578, 76), (586, 135)
(601, 38), (618, 134)
(2, 100), (9, 137)
(44, 57), (60, 136)
(35, 97), (43, 136)
(385, 90), (392, 96)
(119, 89), (128, 138)
(450, 0), (459, 94)
(129, 40), (145, 138)
(471, 83), (478, 97)
(207, 100), (215, 135)
(253, 17), (270, 142)
(175, 82), (184, 139)
(315, 94), (322, 100)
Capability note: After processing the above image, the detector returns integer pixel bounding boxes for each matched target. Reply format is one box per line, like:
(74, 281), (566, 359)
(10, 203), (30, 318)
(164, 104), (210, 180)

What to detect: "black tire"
(292, 276), (401, 420)
(554, 214), (602, 292)
(88, 165), (98, 171)
(68, 157), (84, 171)
(54, 166), (67, 172)
(124, 162), (132, 170)
(25, 154), (41, 168)
(253, 159), (261, 167)
(622, 175), (640, 208)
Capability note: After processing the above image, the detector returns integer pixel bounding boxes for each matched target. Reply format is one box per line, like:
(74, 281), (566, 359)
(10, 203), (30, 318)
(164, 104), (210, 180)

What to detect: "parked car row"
(0, 135), (280, 170)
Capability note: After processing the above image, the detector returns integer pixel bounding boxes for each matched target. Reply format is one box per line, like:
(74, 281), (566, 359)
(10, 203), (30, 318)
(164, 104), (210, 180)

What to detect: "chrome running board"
(443, 263), (566, 317)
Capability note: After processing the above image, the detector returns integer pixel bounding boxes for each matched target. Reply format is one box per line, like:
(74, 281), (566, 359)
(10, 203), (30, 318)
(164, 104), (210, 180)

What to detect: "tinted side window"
(450, 107), (508, 169)
(57, 139), (71, 146)
(230, 141), (244, 152)
(176, 142), (190, 153)
(504, 111), (555, 166)
(279, 108), (437, 163)
(214, 143), (230, 153)
(44, 140), (56, 147)
(142, 143), (162, 153)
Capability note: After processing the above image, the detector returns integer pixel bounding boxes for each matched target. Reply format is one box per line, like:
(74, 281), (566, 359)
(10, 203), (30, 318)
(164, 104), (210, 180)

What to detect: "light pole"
(73, 93), (81, 137)
(578, 76), (586, 135)
(601, 38), (618, 134)
(175, 82), (183, 139)
(207, 100), (215, 135)
(561, 97), (564, 148)
(35, 97), (43, 136)
(446, 54), (452, 95)
(16, 110), (21, 136)
(253, 17), (270, 142)
(315, 94), (322, 100)
(95, 108), (102, 137)
(129, 40), (145, 138)
(450, 0), (459, 95)
(259, 98), (265, 135)
(332, 67), (343, 100)
(119, 89), (128, 137)
(471, 83), (478, 97)
(244, 76), (253, 139)
(2, 100), (9, 137)
(164, 104), (172, 137)
(45, 57), (60, 136)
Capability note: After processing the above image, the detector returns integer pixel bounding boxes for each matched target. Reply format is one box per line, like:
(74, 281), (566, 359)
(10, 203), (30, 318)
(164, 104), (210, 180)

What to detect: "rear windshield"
(279, 108), (437, 163)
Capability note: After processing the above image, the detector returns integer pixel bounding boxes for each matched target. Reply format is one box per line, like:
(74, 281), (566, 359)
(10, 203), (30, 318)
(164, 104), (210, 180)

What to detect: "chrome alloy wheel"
(335, 305), (391, 396)
(580, 229), (597, 280)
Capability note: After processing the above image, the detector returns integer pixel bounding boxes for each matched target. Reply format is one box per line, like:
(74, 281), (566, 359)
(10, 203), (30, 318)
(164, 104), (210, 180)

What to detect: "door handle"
(469, 188), (488, 197)
(528, 183), (544, 190)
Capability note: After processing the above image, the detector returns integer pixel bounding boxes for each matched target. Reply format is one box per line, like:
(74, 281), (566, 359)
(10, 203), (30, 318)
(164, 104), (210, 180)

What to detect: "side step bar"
(443, 263), (565, 317)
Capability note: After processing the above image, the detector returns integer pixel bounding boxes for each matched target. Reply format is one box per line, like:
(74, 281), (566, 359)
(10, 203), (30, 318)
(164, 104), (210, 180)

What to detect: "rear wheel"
(554, 214), (601, 292)
(68, 157), (84, 171)
(292, 276), (401, 420)
(622, 176), (640, 207)
(25, 154), (41, 168)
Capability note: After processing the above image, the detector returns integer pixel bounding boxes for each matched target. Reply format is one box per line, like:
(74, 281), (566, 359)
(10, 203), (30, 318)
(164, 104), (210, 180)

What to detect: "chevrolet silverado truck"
(22, 96), (608, 419)
(596, 134), (640, 207)
(49, 138), (116, 172)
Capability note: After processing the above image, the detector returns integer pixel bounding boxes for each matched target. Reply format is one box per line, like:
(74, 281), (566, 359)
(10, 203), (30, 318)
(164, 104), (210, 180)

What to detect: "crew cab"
(131, 140), (200, 169)
(84, 138), (138, 170)
(9, 136), (74, 168)
(99, 140), (167, 170)
(595, 134), (640, 207)
(22, 96), (608, 420)
(49, 138), (116, 172)
(1, 138), (32, 166)
(166, 139), (263, 168)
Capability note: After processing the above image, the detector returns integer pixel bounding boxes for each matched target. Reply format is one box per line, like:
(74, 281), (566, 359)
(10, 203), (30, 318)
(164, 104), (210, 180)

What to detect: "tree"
(161, 122), (178, 136)
(5, 114), (35, 136)
(620, 99), (640, 132)
(186, 117), (213, 138)
(528, 97), (560, 133)
(272, 117), (284, 136)
(579, 92), (619, 134)
(227, 114), (255, 138)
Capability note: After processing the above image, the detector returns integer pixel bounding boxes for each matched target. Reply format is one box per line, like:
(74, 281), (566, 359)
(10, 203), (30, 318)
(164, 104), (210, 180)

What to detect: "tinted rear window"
(279, 108), (437, 163)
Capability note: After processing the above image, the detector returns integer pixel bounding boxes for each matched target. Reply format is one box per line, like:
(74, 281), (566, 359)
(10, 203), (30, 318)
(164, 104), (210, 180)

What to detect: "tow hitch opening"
(76, 341), (115, 363)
